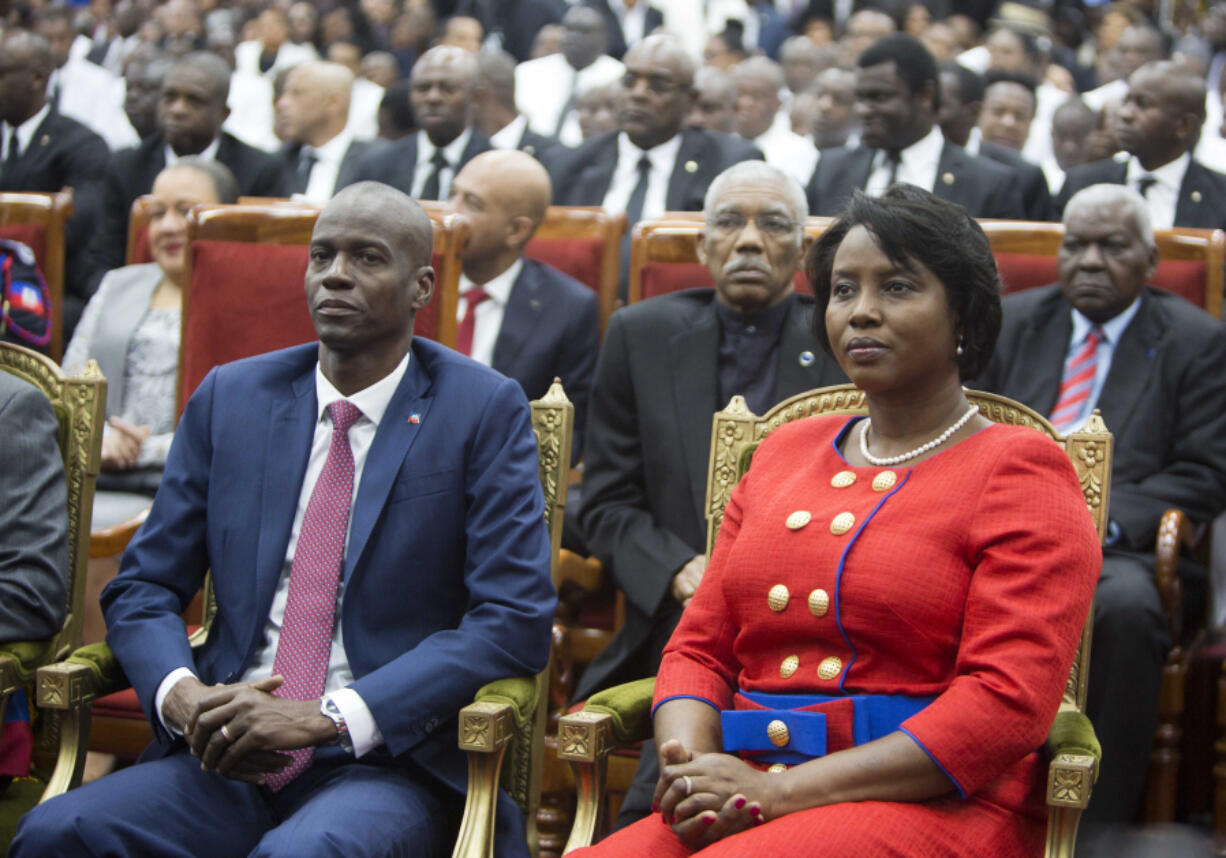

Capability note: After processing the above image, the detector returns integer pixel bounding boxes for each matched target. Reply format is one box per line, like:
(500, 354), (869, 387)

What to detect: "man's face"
(1051, 109), (1097, 171)
(985, 29), (1031, 74)
(305, 196), (433, 356)
(124, 59), (164, 138)
(1116, 27), (1164, 80)
(447, 162), (515, 267)
(361, 54), (398, 88)
(259, 10), (289, 50)
(1116, 66), (1188, 166)
(854, 61), (928, 150)
(275, 69), (325, 143)
(978, 81), (1034, 151)
(288, 3), (316, 44)
(560, 8), (605, 70)
(688, 76), (734, 132)
(813, 69), (856, 147)
(733, 76), (778, 139)
(576, 86), (618, 139)
(699, 177), (803, 314)
(410, 56), (472, 146)
(0, 45), (43, 125)
(38, 18), (74, 69)
(619, 44), (694, 150)
(780, 47), (817, 93)
(936, 70), (977, 147)
(842, 12), (893, 65)
(1058, 201), (1156, 324)
(158, 66), (228, 154)
(327, 41), (362, 75)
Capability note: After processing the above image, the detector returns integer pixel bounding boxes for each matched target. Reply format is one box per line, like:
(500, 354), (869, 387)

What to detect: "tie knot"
(636, 155), (651, 173)
(431, 150), (449, 168)
(1086, 325), (1105, 346)
(328, 400), (363, 435)
(1136, 175), (1158, 197)
(463, 286), (491, 309)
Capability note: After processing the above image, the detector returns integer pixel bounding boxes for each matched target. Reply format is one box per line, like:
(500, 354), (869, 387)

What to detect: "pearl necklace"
(859, 404), (980, 466)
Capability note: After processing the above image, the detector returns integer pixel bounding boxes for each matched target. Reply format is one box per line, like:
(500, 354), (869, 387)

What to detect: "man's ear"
(411, 265), (436, 310)
(695, 231), (709, 266)
(507, 215), (534, 249)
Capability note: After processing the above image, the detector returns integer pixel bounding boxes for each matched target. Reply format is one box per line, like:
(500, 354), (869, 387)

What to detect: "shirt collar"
(898, 125), (945, 166)
(1126, 151), (1191, 191)
(417, 127), (472, 168)
(714, 292), (795, 337)
(164, 136), (221, 165)
(460, 257), (523, 305)
(3, 102), (51, 154)
(314, 349), (411, 428)
(489, 113), (528, 150)
(964, 126), (982, 156)
(309, 128), (353, 164)
(1070, 295), (1142, 347)
(616, 130), (683, 173)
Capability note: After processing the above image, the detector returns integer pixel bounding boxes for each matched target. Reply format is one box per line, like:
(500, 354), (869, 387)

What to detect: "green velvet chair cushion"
(0, 776), (45, 853)
(67, 642), (128, 699)
(473, 676), (539, 731)
(585, 677), (655, 746)
(1045, 709), (1101, 778)
(0, 640), (55, 687)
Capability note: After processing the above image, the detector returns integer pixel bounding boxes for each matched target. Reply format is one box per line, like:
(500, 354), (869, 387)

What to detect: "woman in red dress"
(571, 185), (1100, 856)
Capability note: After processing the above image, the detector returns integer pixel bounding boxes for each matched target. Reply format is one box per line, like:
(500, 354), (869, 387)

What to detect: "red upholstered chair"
(125, 196), (155, 266)
(980, 220), (1226, 826)
(0, 191), (73, 359)
(525, 207), (626, 336)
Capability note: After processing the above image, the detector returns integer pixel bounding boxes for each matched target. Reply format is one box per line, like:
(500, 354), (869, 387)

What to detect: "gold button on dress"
(830, 512), (855, 535)
(767, 584), (790, 612)
(817, 656), (843, 680)
(785, 510), (811, 530)
(808, 588), (830, 617)
(780, 655), (799, 678)
(767, 719), (790, 747)
(872, 471), (898, 492)
(830, 470), (856, 488)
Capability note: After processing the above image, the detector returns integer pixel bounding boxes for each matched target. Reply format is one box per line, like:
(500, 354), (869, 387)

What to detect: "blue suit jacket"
(493, 259), (599, 462)
(101, 338), (556, 852)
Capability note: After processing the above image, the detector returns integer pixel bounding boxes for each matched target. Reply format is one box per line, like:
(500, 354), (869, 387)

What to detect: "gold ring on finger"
(681, 775), (693, 796)
(220, 723), (234, 743)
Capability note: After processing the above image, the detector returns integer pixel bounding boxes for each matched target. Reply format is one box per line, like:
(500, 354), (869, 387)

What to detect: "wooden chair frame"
(556, 385), (1112, 857)
(0, 191), (74, 360)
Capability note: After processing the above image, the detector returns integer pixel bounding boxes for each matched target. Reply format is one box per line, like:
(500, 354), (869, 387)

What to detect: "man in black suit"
(0, 31), (110, 336)
(1056, 61), (1226, 231)
(578, 161), (847, 829)
(936, 63), (1052, 221)
(91, 52), (290, 277)
(275, 62), (380, 204)
(472, 50), (560, 162)
(978, 183), (1226, 828)
(447, 150), (598, 459)
(807, 34), (1026, 220)
(585, 0), (664, 60)
(348, 46), (492, 200)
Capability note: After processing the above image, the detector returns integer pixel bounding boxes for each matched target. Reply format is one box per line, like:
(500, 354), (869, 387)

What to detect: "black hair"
(988, 25), (1045, 63)
(857, 33), (940, 112)
(806, 185), (1002, 380)
(379, 79), (415, 134)
(939, 61), (983, 105)
(983, 69), (1038, 98)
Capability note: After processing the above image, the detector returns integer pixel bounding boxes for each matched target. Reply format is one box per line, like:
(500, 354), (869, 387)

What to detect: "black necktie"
(884, 149), (901, 189)
(420, 150), (448, 200)
(294, 148), (316, 194)
(624, 155), (652, 226)
(554, 73), (578, 137)
(1136, 175), (1158, 199)
(3, 133), (21, 182)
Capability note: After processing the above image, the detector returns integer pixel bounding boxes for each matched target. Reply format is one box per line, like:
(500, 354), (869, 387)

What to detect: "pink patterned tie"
(1050, 326), (1103, 434)
(265, 399), (363, 791)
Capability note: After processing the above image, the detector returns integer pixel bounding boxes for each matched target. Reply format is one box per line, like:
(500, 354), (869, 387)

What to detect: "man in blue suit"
(448, 149), (600, 461)
(13, 182), (557, 858)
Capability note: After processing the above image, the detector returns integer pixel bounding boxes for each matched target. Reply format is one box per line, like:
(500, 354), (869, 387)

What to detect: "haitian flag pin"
(408, 413), (421, 424)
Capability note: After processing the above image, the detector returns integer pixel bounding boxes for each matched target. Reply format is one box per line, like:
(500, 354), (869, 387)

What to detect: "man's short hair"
(1064, 184), (1156, 249)
(703, 162), (808, 233)
(858, 33), (940, 111)
(940, 61), (984, 105)
(983, 69), (1038, 98)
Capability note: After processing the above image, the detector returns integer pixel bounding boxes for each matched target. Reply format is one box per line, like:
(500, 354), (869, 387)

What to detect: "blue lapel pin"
(408, 413), (421, 424)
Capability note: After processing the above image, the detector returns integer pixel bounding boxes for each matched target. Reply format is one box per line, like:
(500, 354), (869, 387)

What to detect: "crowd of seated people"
(1, 0), (1226, 854)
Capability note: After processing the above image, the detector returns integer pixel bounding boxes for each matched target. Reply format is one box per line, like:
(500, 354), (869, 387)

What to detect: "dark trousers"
(12, 747), (456, 858)
(1082, 547), (1170, 825)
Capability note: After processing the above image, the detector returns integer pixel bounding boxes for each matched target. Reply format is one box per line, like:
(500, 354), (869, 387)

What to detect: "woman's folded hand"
(654, 743), (777, 848)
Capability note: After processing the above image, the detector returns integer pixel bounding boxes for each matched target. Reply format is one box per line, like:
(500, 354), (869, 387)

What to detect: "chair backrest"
(980, 221), (1226, 318)
(126, 196), (154, 266)
(176, 202), (467, 415)
(704, 384), (1113, 713)
(627, 215), (832, 304)
(0, 342), (105, 660)
(0, 192), (73, 360)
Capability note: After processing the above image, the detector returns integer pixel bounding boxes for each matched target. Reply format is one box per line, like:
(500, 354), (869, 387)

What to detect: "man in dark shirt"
(579, 161), (846, 830)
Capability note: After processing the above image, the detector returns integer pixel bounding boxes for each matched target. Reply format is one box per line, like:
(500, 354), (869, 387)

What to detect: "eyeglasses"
(708, 212), (799, 236)
(620, 72), (686, 95)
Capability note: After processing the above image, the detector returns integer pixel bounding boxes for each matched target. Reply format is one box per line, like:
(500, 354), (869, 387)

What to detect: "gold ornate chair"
(452, 380), (574, 858)
(556, 385), (1112, 858)
(0, 342), (104, 847)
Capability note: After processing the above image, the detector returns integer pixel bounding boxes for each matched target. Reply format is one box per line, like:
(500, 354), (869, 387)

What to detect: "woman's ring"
(220, 723), (234, 743)
(681, 775), (693, 796)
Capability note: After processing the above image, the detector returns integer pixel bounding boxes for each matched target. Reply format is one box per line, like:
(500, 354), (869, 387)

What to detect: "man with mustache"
(578, 161), (846, 831)
(979, 183), (1226, 833)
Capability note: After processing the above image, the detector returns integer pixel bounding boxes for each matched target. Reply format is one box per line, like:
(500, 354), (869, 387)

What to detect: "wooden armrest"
(1154, 509), (1196, 643)
(557, 549), (603, 593)
(89, 506), (151, 558)
(33, 659), (98, 800)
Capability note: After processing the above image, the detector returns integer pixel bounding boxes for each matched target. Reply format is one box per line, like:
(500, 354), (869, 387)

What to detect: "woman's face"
(824, 225), (959, 395)
(148, 167), (220, 281)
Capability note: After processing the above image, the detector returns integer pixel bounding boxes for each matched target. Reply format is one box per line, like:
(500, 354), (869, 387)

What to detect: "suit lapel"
(344, 348), (433, 581)
(773, 299), (830, 398)
(576, 135), (617, 203)
(1175, 162), (1212, 229)
(669, 301), (721, 525)
(1015, 291), (1073, 417)
(1095, 292), (1160, 437)
(933, 144), (963, 204)
(253, 367), (317, 615)
(490, 263), (537, 375)
(666, 129), (705, 211)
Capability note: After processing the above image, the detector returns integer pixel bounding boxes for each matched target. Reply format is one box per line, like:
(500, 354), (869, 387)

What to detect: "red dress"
(572, 416), (1100, 857)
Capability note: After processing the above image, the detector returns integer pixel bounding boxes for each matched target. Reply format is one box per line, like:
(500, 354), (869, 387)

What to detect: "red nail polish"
(734, 796), (746, 809)
(703, 814), (716, 826)
(749, 805), (762, 817)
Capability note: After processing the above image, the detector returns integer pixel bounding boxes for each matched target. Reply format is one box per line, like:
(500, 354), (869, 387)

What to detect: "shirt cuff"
(328, 687), (383, 758)
(154, 667), (198, 736)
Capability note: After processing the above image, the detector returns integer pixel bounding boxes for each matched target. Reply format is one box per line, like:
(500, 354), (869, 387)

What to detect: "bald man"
(448, 151), (598, 459)
(1057, 61), (1226, 230)
(349, 46), (491, 200)
(13, 182), (556, 858)
(731, 57), (819, 186)
(472, 50), (559, 159)
(276, 62), (381, 203)
(93, 51), (290, 274)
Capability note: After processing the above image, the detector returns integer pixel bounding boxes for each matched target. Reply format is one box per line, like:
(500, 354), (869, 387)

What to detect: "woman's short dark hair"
(806, 185), (1002, 380)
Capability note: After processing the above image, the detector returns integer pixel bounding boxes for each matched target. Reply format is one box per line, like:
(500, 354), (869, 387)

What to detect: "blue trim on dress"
(651, 694), (722, 717)
(899, 725), (967, 799)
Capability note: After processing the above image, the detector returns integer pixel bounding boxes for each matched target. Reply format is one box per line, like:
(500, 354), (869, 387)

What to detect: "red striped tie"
(456, 287), (490, 356)
(1050, 326), (1103, 434)
(265, 400), (363, 791)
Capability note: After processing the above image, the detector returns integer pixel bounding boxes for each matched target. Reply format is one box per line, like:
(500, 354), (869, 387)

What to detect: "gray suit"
(0, 371), (68, 642)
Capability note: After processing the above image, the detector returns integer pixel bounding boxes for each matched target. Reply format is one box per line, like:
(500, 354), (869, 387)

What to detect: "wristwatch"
(320, 696), (353, 754)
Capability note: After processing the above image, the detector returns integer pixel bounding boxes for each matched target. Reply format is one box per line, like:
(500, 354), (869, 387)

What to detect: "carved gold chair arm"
(1043, 705), (1100, 858)
(1154, 508), (1196, 646)
(557, 677), (655, 854)
(453, 676), (538, 858)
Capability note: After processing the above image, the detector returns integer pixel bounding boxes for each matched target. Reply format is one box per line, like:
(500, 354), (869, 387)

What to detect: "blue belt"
(721, 690), (936, 765)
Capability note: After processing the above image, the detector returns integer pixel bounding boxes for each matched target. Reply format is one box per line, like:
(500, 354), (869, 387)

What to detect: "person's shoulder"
(219, 131), (284, 165)
(1189, 159), (1226, 189)
(515, 52), (563, 76)
(208, 342), (320, 392)
(813, 145), (867, 174)
(1001, 283), (1063, 315)
(684, 127), (761, 163)
(753, 414), (854, 463)
(1144, 287), (1226, 337)
(0, 368), (45, 411)
(414, 337), (527, 400)
(42, 110), (106, 147)
(609, 289), (714, 331)
(1062, 158), (1124, 187)
(96, 262), (161, 294)
(520, 259), (598, 307)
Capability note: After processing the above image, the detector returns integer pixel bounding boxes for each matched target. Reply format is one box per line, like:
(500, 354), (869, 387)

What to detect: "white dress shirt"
(49, 59), (138, 151)
(234, 40), (319, 78)
(603, 131), (682, 222)
(411, 128), (472, 200)
(610, 0), (649, 45)
(864, 125), (944, 197)
(1126, 152), (1190, 231)
(489, 114), (529, 151)
(155, 352), (413, 758)
(1022, 82), (1068, 169)
(347, 78), (383, 142)
(1062, 298), (1142, 431)
(163, 137), (221, 167)
(457, 259), (522, 367)
(1, 103), (51, 163)
(293, 130), (354, 204)
(754, 112), (819, 187)
(515, 52), (624, 147)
